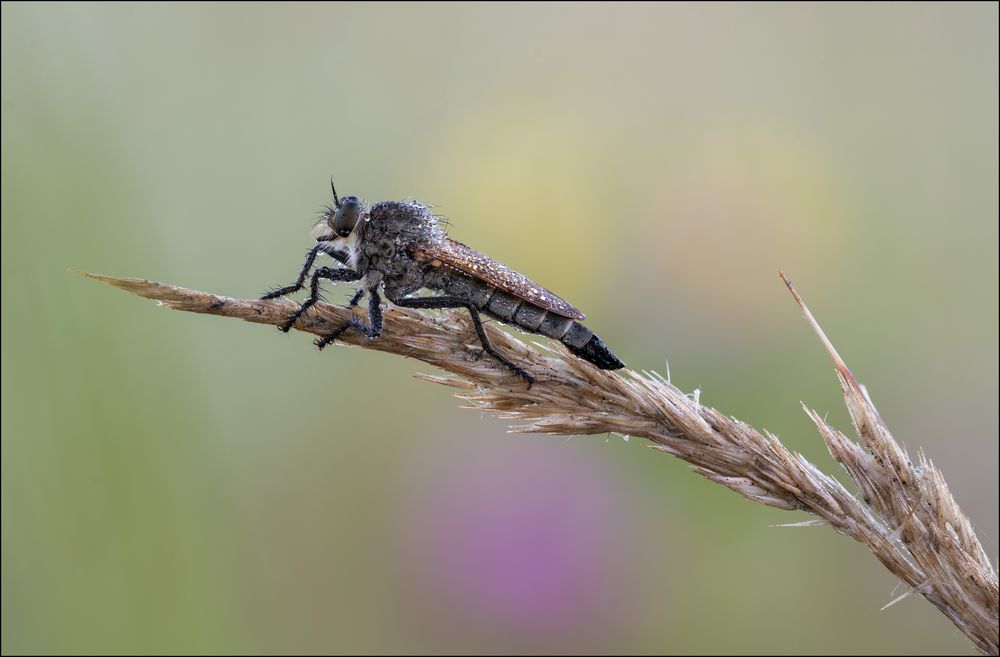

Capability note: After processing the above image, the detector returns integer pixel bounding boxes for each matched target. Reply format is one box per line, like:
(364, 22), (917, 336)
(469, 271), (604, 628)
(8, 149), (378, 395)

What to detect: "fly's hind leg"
(389, 295), (534, 386)
(315, 288), (383, 350)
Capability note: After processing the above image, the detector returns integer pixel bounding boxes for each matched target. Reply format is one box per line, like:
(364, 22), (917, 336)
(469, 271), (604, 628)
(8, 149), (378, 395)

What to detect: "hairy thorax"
(359, 200), (442, 299)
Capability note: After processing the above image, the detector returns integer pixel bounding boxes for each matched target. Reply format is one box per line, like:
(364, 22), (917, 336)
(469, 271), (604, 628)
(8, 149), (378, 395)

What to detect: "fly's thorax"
(419, 263), (455, 292)
(374, 241), (428, 295)
(368, 200), (443, 248)
(362, 200), (441, 283)
(359, 223), (406, 276)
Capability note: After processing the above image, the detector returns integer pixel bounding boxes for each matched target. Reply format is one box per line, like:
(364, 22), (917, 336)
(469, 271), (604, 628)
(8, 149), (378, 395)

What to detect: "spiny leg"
(348, 288), (365, 307)
(261, 243), (349, 300)
(390, 295), (534, 385)
(261, 244), (324, 300)
(315, 288), (383, 350)
(279, 266), (361, 332)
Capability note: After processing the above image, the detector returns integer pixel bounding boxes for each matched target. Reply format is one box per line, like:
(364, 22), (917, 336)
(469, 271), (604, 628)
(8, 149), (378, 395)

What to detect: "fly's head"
(313, 179), (367, 264)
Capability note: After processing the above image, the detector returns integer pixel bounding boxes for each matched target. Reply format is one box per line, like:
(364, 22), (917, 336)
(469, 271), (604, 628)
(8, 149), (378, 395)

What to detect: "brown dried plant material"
(84, 271), (999, 654)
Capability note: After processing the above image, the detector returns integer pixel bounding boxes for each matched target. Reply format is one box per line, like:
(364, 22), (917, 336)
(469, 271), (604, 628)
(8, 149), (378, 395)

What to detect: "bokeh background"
(2, 3), (997, 654)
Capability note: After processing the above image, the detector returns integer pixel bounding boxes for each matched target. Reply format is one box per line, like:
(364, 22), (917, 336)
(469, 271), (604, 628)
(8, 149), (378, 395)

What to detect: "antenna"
(330, 177), (341, 208)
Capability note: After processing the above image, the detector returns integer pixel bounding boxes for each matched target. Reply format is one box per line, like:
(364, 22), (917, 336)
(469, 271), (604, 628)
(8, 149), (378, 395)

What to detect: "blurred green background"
(2, 3), (997, 654)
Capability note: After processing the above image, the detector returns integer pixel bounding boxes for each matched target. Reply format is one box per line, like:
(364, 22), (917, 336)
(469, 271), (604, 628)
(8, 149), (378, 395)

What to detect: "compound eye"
(333, 198), (361, 237)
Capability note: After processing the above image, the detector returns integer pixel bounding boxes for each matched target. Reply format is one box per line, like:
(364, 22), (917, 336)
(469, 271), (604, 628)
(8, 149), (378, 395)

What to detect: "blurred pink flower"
(396, 435), (641, 647)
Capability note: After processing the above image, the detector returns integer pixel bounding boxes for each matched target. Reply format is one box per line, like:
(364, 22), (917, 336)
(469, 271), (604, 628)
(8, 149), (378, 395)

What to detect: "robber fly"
(261, 181), (625, 384)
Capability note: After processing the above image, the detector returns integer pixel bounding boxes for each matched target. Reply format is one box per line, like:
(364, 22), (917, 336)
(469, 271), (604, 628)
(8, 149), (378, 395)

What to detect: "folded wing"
(411, 238), (585, 320)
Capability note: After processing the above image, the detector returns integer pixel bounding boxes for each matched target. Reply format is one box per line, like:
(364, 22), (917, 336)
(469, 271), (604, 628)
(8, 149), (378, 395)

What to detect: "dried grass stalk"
(84, 271), (998, 654)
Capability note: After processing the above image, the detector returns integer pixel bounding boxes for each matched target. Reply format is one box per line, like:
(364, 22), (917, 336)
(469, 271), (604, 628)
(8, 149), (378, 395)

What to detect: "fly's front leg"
(279, 266), (361, 333)
(315, 288), (383, 350)
(389, 295), (534, 386)
(261, 244), (323, 300)
(261, 243), (347, 300)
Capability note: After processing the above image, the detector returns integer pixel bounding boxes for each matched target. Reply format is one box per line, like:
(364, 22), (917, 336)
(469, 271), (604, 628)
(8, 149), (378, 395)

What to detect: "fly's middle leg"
(315, 288), (383, 350)
(347, 288), (365, 307)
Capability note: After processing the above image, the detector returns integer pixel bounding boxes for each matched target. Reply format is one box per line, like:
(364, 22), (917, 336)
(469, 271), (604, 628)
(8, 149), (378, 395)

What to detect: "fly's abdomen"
(442, 273), (493, 307)
(564, 329), (625, 370)
(495, 296), (625, 371)
(486, 290), (520, 320)
(513, 304), (546, 330)
(442, 272), (625, 370)
(548, 317), (624, 370)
